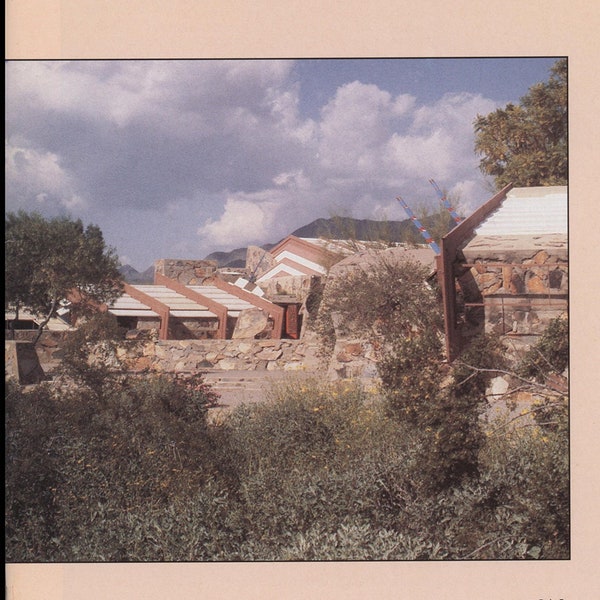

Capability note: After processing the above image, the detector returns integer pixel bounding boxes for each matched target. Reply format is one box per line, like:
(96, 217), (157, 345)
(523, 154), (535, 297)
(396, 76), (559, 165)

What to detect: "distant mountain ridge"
(291, 216), (420, 241)
(118, 264), (155, 284)
(203, 244), (275, 269)
(120, 214), (454, 280)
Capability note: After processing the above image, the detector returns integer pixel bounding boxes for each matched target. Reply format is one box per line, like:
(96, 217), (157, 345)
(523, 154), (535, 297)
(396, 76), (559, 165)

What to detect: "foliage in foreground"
(5, 211), (123, 344)
(6, 374), (568, 562)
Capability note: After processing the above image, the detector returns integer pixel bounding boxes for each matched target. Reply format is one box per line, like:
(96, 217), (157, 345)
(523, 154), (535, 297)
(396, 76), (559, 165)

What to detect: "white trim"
(274, 251), (327, 273)
(256, 263), (306, 283)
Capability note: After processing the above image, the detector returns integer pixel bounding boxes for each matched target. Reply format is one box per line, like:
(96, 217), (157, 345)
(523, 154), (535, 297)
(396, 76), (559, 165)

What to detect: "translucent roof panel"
(188, 285), (256, 312)
(131, 285), (211, 311)
(109, 293), (157, 312)
(474, 186), (567, 236)
(108, 287), (216, 318)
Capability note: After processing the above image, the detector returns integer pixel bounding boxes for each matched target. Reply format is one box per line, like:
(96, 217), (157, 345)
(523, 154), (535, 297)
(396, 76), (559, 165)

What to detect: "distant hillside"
(291, 217), (413, 241)
(119, 215), (456, 277)
(204, 247), (249, 269)
(204, 243), (275, 268)
(291, 214), (455, 243)
(119, 265), (154, 284)
(203, 215), (455, 268)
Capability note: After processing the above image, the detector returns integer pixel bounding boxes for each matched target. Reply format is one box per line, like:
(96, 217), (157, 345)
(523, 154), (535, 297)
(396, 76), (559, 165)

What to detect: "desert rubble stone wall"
(114, 338), (323, 374)
(154, 258), (218, 285)
(462, 248), (568, 337)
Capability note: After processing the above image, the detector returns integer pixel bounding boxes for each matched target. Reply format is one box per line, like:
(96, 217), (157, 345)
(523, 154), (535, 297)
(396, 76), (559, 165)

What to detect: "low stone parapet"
(114, 337), (323, 374)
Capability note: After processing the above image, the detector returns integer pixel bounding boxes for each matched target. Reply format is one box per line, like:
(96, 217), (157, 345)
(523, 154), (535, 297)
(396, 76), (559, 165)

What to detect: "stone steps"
(200, 369), (316, 401)
(201, 370), (287, 392)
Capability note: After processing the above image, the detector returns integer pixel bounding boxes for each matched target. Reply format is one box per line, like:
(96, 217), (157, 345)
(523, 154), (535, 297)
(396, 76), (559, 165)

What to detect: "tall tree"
(474, 58), (568, 189)
(5, 211), (123, 344)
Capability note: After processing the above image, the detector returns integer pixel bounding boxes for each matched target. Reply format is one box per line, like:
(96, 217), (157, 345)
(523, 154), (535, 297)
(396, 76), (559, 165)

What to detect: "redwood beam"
(154, 272), (228, 339)
(439, 183), (513, 361)
(206, 276), (285, 339)
(123, 283), (171, 340)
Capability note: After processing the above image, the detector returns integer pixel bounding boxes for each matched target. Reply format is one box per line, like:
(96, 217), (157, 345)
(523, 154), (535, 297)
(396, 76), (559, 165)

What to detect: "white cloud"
(198, 196), (281, 249)
(5, 60), (508, 267)
(317, 82), (415, 175)
(5, 139), (87, 212)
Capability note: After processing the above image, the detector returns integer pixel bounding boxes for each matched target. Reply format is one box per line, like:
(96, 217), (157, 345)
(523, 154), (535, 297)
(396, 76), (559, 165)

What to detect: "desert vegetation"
(5, 265), (569, 561)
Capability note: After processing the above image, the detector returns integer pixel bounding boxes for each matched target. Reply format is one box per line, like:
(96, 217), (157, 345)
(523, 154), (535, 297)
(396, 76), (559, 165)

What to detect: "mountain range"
(119, 214), (454, 283)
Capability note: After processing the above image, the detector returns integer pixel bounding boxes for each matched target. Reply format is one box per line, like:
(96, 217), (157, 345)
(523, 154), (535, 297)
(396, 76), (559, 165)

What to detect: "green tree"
(5, 211), (123, 344)
(474, 58), (567, 189)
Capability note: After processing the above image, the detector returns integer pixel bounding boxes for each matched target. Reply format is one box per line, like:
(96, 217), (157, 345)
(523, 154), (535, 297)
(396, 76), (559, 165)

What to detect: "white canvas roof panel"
(188, 285), (256, 312)
(274, 250), (327, 274)
(256, 263), (307, 282)
(109, 282), (273, 322)
(108, 287), (215, 318)
(171, 310), (217, 318)
(110, 293), (155, 311)
(129, 285), (211, 312)
(474, 186), (567, 236)
(109, 309), (159, 317)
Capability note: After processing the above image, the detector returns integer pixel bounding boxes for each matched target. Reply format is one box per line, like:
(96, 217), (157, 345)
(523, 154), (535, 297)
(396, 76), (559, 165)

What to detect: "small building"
(246, 235), (402, 339)
(438, 185), (568, 361)
(106, 269), (284, 341)
(249, 235), (391, 284)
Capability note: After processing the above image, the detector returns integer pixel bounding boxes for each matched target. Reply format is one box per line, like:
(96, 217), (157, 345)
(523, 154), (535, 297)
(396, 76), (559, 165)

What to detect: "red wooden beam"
(439, 183), (513, 361)
(205, 276), (285, 339)
(123, 283), (171, 340)
(154, 272), (228, 339)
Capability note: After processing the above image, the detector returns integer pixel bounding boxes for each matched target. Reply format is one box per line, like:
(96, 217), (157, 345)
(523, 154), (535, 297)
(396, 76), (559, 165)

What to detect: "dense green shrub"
(319, 258), (442, 342)
(478, 405), (569, 559)
(378, 331), (444, 424)
(5, 371), (568, 561)
(5, 372), (218, 561)
(379, 328), (509, 492)
(58, 312), (125, 396)
(518, 316), (569, 382)
(315, 256), (509, 493)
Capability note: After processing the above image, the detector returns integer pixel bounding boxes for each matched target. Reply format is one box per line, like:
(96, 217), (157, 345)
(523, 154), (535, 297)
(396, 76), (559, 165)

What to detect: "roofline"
(441, 183), (514, 255)
(258, 257), (324, 281)
(269, 234), (340, 263)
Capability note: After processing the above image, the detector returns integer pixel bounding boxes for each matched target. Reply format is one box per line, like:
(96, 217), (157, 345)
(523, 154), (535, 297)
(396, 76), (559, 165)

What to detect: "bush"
(319, 257), (442, 343)
(5, 372), (569, 561)
(5, 373), (218, 561)
(518, 316), (569, 382)
(58, 312), (124, 395)
(478, 406), (569, 559)
(379, 333), (510, 493)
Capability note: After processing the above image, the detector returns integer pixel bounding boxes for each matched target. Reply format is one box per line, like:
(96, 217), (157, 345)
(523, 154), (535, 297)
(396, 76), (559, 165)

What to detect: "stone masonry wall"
(465, 250), (568, 337)
(114, 338), (323, 374)
(6, 330), (325, 379)
(154, 259), (218, 285)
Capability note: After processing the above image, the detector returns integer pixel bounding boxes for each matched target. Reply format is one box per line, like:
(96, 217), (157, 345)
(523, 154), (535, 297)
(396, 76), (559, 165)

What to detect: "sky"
(5, 57), (560, 271)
